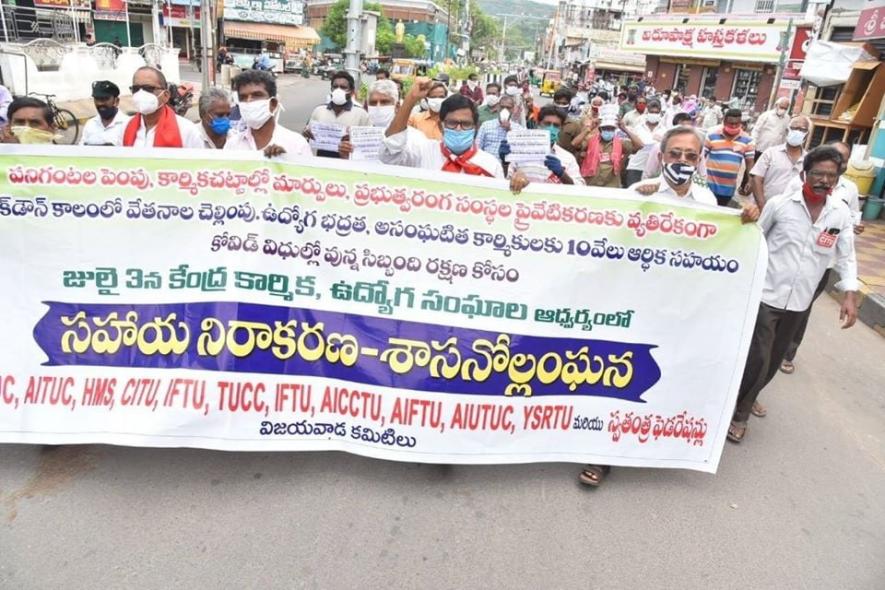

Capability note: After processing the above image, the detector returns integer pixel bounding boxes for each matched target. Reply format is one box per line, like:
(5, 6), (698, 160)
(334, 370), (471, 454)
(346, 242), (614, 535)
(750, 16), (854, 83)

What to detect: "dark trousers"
(784, 269), (831, 362)
(624, 169), (643, 187)
(733, 303), (810, 423)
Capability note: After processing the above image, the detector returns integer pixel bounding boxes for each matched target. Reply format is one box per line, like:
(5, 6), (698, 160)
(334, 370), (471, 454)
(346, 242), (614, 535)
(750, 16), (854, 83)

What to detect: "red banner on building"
(853, 3), (885, 41)
(94, 0), (127, 22)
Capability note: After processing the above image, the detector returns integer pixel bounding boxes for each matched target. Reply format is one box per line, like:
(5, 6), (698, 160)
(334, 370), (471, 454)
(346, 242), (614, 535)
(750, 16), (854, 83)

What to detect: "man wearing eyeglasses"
(727, 146), (858, 444)
(380, 77), (504, 178)
(118, 66), (203, 149)
(630, 127), (719, 205)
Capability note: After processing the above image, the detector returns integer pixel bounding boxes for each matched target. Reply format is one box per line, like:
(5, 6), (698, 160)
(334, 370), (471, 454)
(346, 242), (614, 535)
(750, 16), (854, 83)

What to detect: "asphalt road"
(2, 294), (883, 589)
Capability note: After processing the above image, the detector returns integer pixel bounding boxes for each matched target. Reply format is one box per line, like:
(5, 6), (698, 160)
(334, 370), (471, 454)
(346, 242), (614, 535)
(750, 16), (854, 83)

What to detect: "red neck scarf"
(440, 143), (493, 177)
(580, 133), (623, 178)
(123, 105), (183, 148)
(802, 182), (829, 206)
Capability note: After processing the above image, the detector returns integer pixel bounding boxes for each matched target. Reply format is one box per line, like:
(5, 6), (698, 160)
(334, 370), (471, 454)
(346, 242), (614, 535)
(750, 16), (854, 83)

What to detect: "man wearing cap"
(80, 80), (129, 146)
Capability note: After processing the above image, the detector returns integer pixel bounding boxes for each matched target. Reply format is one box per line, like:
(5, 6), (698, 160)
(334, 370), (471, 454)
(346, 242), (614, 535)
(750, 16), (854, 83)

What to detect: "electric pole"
(344, 0), (363, 89)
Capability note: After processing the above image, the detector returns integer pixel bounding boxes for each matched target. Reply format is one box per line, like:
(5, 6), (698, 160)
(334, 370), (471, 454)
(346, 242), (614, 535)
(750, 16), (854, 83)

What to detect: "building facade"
(619, 1), (816, 114)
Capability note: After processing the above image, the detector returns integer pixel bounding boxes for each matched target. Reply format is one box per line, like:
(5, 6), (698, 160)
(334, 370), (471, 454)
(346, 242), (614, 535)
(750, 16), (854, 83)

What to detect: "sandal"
(578, 464), (610, 487)
(780, 360), (795, 374)
(727, 421), (747, 443)
(751, 401), (767, 418)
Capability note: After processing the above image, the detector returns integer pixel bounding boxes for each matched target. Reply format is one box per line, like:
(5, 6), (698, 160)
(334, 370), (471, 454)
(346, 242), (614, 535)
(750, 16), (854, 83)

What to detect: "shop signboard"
(223, 0), (303, 26)
(33, 0), (90, 8)
(94, 0), (127, 22)
(163, 5), (201, 27)
(620, 19), (792, 63)
(853, 2), (885, 41)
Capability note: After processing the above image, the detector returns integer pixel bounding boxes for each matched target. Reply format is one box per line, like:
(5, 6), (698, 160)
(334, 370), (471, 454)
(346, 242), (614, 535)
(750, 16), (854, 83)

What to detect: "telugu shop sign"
(620, 20), (792, 63)
(223, 0), (303, 25)
(853, 2), (885, 41)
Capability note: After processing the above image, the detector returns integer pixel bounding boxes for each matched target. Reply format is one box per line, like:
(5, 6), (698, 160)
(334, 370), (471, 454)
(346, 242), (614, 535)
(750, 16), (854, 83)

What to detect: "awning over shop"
(593, 61), (645, 73)
(224, 22), (320, 48)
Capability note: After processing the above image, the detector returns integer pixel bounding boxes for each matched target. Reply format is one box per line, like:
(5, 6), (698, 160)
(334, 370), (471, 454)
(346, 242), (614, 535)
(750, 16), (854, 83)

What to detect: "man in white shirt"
(778, 141), (865, 376)
(224, 69), (311, 159)
(380, 77), (504, 178)
(751, 96), (791, 160)
(749, 115), (810, 208)
(623, 98), (664, 187)
(728, 146), (859, 443)
(79, 80), (128, 146)
(194, 86), (232, 149)
(117, 66), (203, 149)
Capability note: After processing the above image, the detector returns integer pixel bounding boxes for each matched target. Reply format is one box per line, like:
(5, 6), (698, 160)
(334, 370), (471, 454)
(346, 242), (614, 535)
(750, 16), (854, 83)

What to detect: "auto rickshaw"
(539, 70), (562, 97)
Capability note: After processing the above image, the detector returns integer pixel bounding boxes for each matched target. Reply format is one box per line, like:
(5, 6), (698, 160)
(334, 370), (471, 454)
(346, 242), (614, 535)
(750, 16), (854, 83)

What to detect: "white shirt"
(629, 177), (718, 206)
(79, 111), (129, 146)
(626, 120), (664, 171)
(758, 188), (859, 311)
(750, 144), (804, 200)
(380, 129), (505, 178)
(751, 109), (790, 153)
(224, 123), (312, 159)
(116, 111), (204, 149)
(507, 144), (585, 185)
(194, 120), (225, 149)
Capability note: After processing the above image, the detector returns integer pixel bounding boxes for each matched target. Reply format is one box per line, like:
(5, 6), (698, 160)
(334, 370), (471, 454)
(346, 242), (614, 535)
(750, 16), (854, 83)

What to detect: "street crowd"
(0, 64), (864, 487)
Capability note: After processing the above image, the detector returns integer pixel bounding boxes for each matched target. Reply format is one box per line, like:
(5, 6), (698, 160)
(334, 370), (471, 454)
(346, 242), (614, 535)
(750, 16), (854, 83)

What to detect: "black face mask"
(97, 105), (118, 121)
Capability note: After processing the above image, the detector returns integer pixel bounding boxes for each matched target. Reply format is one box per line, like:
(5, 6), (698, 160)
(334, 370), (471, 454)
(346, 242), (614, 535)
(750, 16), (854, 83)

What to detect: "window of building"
(731, 69), (762, 110)
(673, 64), (690, 93)
(701, 67), (718, 98)
(805, 84), (840, 117)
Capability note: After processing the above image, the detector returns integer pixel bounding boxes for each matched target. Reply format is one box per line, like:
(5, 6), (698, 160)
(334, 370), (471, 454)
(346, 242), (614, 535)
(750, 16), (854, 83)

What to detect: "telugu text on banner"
(0, 147), (766, 472)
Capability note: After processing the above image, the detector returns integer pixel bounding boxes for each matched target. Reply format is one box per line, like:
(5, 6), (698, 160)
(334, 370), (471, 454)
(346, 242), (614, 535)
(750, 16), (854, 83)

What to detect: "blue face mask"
(543, 124), (560, 145)
(601, 129), (615, 142)
(209, 116), (231, 135)
(443, 128), (475, 155)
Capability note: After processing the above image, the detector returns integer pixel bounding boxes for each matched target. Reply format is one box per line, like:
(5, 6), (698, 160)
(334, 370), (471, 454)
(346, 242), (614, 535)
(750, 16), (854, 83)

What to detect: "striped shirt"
(703, 125), (755, 199)
(476, 119), (524, 158)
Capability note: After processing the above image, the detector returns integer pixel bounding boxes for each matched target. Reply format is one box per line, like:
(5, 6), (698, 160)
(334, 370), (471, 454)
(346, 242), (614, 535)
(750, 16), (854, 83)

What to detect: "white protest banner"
(0, 147), (765, 472)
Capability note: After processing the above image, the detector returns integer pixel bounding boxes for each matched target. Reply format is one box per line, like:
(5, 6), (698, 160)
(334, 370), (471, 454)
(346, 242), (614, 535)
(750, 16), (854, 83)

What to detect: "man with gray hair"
(750, 115), (811, 208)
(338, 78), (401, 159)
(752, 96), (791, 159)
(630, 126), (760, 216)
(194, 86), (232, 149)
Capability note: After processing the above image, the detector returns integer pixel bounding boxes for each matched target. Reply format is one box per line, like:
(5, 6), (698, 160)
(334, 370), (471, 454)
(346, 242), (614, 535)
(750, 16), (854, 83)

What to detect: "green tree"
(321, 0), (396, 53)
(403, 34), (426, 58)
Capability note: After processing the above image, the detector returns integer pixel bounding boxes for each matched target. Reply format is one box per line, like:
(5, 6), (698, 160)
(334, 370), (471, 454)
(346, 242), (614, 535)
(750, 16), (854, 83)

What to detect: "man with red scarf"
(380, 77), (504, 178)
(117, 66), (203, 149)
(727, 146), (858, 444)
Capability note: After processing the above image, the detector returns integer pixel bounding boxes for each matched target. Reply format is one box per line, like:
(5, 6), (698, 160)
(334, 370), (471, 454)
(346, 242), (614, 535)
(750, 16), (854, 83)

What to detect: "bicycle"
(29, 93), (79, 145)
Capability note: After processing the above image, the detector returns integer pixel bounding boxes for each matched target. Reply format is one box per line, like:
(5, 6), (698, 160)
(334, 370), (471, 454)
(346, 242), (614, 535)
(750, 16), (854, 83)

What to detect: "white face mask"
(645, 113), (661, 124)
(239, 99), (274, 129)
(331, 88), (349, 106)
(467, 80), (477, 89)
(368, 104), (395, 128)
(498, 108), (511, 123)
(484, 94), (500, 107)
(786, 129), (807, 147)
(776, 107), (788, 116)
(132, 89), (160, 115)
(505, 85), (520, 96)
(427, 97), (444, 113)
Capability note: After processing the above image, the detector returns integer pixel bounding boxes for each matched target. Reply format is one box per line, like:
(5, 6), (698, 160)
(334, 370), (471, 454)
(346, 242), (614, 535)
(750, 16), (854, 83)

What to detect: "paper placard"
(309, 122), (346, 152)
(349, 126), (385, 161)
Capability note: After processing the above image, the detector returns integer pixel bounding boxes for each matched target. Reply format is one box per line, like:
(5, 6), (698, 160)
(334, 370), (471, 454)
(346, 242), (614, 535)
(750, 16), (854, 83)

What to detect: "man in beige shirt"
(750, 115), (810, 208)
(751, 96), (791, 159)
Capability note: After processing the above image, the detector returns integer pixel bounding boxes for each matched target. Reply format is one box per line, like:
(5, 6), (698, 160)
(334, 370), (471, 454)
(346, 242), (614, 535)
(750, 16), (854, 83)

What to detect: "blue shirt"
(476, 119), (524, 158)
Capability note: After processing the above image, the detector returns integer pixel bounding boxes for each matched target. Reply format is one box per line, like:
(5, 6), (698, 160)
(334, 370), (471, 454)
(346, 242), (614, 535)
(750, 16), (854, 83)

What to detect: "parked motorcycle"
(169, 82), (195, 117)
